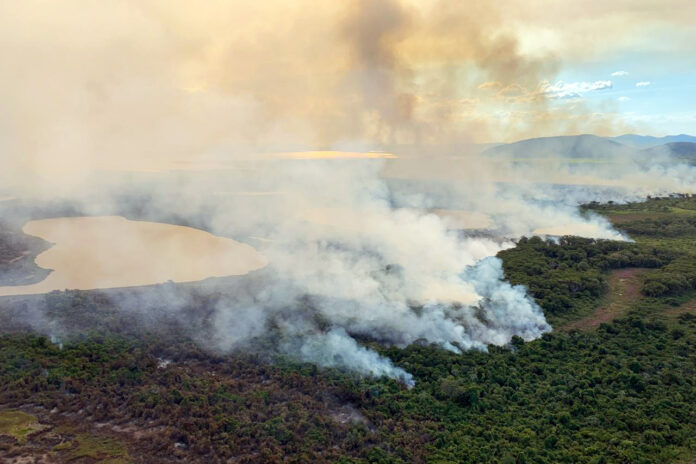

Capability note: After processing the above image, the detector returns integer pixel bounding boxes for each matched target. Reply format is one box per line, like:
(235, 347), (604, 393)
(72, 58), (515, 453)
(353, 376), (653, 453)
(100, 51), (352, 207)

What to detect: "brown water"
(0, 216), (267, 296)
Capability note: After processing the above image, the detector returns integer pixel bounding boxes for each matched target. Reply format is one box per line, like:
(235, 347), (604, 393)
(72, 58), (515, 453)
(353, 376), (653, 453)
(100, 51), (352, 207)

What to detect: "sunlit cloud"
(636, 81), (652, 87)
(539, 80), (613, 99)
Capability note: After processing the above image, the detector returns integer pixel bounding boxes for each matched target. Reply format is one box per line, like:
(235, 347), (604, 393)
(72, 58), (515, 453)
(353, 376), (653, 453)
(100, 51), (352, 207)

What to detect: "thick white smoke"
(160, 159), (553, 384)
(292, 328), (416, 388)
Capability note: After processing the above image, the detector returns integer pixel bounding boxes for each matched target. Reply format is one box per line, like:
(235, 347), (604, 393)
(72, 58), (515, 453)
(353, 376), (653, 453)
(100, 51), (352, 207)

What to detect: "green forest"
(1, 196), (696, 463)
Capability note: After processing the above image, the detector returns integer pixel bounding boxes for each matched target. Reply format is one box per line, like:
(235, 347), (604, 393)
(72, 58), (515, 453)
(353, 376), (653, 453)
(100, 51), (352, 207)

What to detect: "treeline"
(587, 196), (696, 299)
(643, 257), (696, 297)
(586, 194), (696, 214)
(2, 308), (695, 463)
(0, 220), (51, 286)
(378, 313), (696, 464)
(619, 217), (696, 237)
(502, 196), (696, 307)
(0, 332), (375, 463)
(498, 236), (669, 321)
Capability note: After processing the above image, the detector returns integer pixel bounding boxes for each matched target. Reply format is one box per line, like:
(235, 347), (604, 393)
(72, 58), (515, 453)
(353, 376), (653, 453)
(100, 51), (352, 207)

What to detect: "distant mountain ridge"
(483, 134), (632, 159)
(609, 134), (696, 148)
(483, 133), (696, 161)
(642, 142), (696, 159)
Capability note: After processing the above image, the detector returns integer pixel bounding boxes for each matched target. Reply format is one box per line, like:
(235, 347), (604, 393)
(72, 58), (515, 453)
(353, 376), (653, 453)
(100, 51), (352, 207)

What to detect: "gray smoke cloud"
(291, 328), (416, 388)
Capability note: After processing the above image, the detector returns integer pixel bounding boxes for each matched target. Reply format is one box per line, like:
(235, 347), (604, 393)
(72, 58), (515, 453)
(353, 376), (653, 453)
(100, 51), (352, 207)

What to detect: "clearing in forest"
(563, 268), (647, 331)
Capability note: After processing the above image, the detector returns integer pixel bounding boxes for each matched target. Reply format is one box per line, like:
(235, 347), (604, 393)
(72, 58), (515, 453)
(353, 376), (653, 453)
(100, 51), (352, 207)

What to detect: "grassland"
(0, 409), (45, 444)
(0, 408), (131, 462)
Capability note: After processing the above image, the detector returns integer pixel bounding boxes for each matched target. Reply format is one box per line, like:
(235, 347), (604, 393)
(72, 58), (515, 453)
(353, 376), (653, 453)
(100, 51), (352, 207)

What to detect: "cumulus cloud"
(618, 96), (630, 101)
(539, 80), (613, 99)
(636, 81), (652, 87)
(611, 71), (629, 77)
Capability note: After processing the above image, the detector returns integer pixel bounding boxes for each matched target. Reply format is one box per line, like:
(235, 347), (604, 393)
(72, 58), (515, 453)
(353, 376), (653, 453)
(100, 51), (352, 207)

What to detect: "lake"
(0, 216), (267, 296)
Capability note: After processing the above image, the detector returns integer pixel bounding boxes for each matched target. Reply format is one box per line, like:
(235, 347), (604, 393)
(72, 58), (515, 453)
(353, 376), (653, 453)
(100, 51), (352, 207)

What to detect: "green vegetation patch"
(68, 433), (130, 461)
(498, 196), (696, 327)
(590, 196), (696, 299)
(0, 409), (44, 443)
(498, 235), (668, 326)
(2, 311), (695, 463)
(52, 440), (75, 451)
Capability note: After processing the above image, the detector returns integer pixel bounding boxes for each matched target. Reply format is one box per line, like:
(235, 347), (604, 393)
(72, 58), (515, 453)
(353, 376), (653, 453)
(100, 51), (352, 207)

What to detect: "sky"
(544, 45), (696, 139)
(472, 0), (696, 140)
(0, 0), (695, 182)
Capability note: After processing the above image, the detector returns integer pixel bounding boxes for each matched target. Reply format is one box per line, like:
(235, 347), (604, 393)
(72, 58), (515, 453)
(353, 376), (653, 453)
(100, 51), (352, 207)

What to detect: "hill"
(642, 142), (696, 162)
(483, 134), (632, 159)
(610, 134), (696, 148)
(483, 134), (696, 161)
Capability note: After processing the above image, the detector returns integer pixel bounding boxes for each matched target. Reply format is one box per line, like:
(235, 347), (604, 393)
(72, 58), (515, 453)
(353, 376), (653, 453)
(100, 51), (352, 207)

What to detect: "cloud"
(538, 80), (613, 99)
(618, 96), (630, 101)
(611, 71), (629, 77)
(478, 81), (502, 90)
(636, 81), (652, 87)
